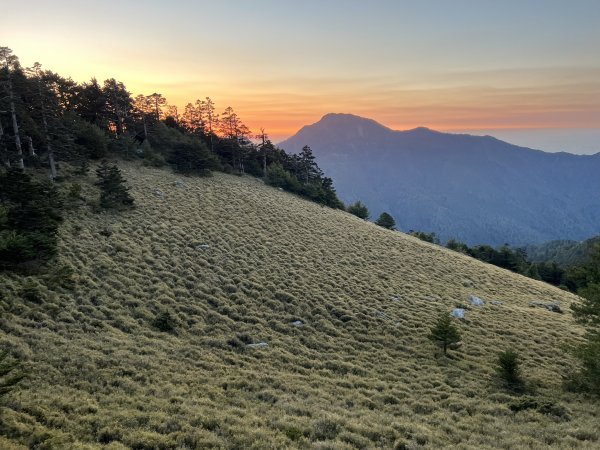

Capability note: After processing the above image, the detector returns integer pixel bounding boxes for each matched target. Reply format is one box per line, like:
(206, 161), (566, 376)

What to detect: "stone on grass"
(196, 244), (210, 250)
(469, 295), (485, 306)
(246, 342), (269, 349)
(174, 180), (187, 188)
(491, 300), (504, 306)
(153, 189), (164, 197)
(451, 308), (465, 319)
(292, 320), (304, 327)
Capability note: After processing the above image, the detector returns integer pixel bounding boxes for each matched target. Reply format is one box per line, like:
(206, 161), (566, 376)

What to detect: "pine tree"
(375, 212), (396, 230)
(347, 201), (369, 220)
(496, 349), (523, 388)
(428, 313), (461, 355)
(95, 161), (134, 208)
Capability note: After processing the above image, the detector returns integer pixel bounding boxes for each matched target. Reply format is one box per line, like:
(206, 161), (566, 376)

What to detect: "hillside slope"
(0, 163), (598, 449)
(279, 113), (600, 246)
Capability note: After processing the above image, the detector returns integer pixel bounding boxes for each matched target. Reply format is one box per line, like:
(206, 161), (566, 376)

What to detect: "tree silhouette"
(375, 212), (396, 230)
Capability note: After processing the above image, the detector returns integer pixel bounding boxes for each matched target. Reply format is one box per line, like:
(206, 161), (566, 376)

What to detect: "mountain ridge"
(279, 114), (600, 246)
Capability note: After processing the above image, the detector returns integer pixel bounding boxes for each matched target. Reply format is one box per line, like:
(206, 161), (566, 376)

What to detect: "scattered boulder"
(174, 180), (186, 188)
(292, 320), (304, 327)
(491, 300), (504, 306)
(391, 295), (402, 302)
(196, 244), (210, 250)
(469, 295), (485, 306)
(451, 308), (465, 319)
(246, 342), (269, 349)
(153, 189), (164, 197)
(530, 301), (563, 313)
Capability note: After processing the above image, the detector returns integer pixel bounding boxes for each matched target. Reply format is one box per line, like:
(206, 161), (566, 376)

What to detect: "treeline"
(0, 46), (342, 206)
(445, 238), (576, 290)
(401, 230), (585, 293)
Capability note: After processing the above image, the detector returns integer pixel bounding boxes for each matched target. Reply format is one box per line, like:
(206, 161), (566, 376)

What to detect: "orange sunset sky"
(3, 0), (600, 152)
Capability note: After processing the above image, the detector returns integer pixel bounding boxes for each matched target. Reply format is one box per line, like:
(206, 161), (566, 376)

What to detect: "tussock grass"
(0, 162), (598, 449)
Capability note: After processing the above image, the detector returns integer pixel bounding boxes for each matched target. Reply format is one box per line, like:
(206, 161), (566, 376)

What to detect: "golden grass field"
(0, 162), (598, 449)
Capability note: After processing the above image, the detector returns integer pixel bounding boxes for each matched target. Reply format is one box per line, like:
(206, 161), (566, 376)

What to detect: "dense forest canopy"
(0, 46), (343, 209)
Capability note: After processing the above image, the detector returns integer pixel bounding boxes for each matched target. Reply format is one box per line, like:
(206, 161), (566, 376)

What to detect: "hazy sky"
(3, 1), (600, 153)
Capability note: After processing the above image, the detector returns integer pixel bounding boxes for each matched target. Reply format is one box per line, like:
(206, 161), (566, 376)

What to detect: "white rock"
(469, 295), (485, 306)
(246, 342), (269, 349)
(451, 308), (465, 319)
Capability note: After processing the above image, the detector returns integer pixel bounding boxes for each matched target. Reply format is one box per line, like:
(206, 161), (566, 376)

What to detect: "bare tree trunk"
(25, 136), (36, 156)
(35, 69), (57, 179)
(6, 72), (24, 169)
(142, 115), (148, 139)
(258, 129), (267, 178)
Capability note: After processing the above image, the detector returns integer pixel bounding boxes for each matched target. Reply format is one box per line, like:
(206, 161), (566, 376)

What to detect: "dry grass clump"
(0, 161), (598, 448)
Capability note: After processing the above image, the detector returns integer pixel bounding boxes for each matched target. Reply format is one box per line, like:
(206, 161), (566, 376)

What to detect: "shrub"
(152, 311), (177, 333)
(0, 348), (25, 399)
(67, 183), (83, 200)
(496, 348), (523, 388)
(509, 396), (571, 421)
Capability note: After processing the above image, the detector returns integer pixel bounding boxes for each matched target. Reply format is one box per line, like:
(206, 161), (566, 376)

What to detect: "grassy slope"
(0, 162), (598, 449)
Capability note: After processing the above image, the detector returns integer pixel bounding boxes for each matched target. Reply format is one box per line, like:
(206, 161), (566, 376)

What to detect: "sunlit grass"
(0, 162), (598, 449)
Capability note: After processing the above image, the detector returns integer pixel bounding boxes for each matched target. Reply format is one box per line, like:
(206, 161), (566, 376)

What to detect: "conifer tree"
(375, 212), (396, 230)
(428, 313), (461, 355)
(347, 201), (369, 220)
(95, 161), (134, 208)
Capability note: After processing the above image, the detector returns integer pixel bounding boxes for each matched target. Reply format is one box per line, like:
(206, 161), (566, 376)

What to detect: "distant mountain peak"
(278, 112), (600, 246)
(306, 114), (445, 137)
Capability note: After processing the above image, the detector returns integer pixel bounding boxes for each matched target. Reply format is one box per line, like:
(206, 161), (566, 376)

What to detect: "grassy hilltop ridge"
(0, 162), (598, 449)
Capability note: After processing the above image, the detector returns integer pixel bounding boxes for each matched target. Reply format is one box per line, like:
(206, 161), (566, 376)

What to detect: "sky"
(3, 0), (600, 153)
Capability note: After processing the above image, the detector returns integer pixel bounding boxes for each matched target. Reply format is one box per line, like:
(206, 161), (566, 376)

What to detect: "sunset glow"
(3, 0), (600, 150)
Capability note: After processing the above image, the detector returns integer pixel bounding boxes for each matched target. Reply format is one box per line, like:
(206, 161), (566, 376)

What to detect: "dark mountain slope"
(280, 113), (600, 245)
